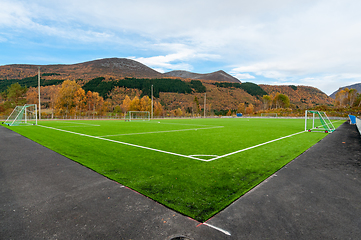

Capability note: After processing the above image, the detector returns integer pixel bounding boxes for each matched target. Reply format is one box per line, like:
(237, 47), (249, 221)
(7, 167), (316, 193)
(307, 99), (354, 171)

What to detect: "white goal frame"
(125, 111), (150, 121)
(3, 104), (38, 126)
(305, 110), (335, 133)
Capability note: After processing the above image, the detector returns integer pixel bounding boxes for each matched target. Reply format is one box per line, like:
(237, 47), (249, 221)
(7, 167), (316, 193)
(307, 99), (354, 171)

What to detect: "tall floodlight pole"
(204, 92), (206, 118)
(38, 67), (41, 120)
(151, 84), (154, 119)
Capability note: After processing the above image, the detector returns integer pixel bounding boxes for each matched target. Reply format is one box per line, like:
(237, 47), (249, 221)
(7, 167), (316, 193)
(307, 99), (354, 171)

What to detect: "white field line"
(205, 131), (305, 162)
(203, 223), (231, 236)
(189, 155), (219, 157)
(37, 125), (206, 161)
(97, 126), (224, 137)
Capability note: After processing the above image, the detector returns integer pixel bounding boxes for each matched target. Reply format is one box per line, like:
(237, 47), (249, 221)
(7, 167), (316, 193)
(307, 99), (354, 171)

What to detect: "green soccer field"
(5, 117), (344, 221)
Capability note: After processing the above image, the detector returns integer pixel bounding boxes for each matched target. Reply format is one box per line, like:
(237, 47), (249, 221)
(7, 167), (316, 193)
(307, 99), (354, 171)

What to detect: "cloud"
(1, 0), (361, 94)
(132, 43), (220, 72)
(231, 73), (255, 80)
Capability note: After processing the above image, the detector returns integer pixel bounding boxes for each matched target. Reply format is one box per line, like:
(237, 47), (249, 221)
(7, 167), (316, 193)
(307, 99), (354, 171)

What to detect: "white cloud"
(1, 0), (361, 94)
(231, 73), (255, 80)
(132, 43), (220, 72)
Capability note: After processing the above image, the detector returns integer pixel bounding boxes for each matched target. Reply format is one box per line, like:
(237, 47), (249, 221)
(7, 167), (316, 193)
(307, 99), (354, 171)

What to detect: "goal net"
(305, 110), (335, 133)
(3, 104), (38, 126)
(125, 111), (150, 121)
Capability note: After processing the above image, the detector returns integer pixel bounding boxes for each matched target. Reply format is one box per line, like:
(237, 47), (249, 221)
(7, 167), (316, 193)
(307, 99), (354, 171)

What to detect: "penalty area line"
(207, 131), (306, 162)
(37, 125), (207, 162)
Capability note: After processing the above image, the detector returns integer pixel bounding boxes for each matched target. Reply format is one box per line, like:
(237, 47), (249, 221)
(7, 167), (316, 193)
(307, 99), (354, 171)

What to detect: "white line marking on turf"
(98, 126), (224, 137)
(37, 125), (207, 161)
(203, 223), (231, 236)
(206, 131), (305, 162)
(189, 155), (219, 157)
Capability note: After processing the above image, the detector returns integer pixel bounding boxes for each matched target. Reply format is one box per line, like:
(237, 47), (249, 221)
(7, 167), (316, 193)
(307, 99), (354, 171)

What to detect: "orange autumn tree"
(55, 80), (107, 118)
(74, 88), (86, 117)
(121, 95), (131, 114)
(55, 80), (82, 117)
(85, 91), (106, 118)
(140, 96), (151, 111)
(153, 101), (164, 117)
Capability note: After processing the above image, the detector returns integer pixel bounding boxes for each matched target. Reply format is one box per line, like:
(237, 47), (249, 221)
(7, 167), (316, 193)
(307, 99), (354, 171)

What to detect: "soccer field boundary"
(37, 124), (307, 162)
(97, 126), (224, 137)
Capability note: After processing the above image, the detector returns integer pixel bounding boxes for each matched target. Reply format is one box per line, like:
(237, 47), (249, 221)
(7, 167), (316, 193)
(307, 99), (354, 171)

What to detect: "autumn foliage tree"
(55, 80), (107, 118)
(55, 80), (82, 117)
(335, 88), (358, 108)
(2, 83), (27, 108)
(153, 101), (164, 117)
(245, 103), (254, 114)
(121, 95), (131, 114)
(262, 95), (272, 110)
(273, 93), (290, 109)
(237, 102), (245, 114)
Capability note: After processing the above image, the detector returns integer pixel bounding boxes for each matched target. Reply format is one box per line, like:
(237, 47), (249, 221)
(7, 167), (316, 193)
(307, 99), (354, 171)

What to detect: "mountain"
(0, 57), (334, 111)
(0, 58), (164, 80)
(329, 83), (361, 99)
(164, 70), (240, 83)
(0, 58), (240, 83)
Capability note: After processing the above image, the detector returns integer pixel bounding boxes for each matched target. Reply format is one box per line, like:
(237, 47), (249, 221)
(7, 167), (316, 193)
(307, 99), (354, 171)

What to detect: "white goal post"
(305, 110), (335, 133)
(125, 111), (150, 121)
(3, 104), (38, 126)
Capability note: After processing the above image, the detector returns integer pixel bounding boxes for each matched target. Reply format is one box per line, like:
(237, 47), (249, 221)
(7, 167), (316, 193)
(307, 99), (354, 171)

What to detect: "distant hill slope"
(0, 58), (240, 83)
(260, 85), (334, 108)
(0, 58), (163, 80)
(329, 83), (361, 99)
(165, 70), (240, 83)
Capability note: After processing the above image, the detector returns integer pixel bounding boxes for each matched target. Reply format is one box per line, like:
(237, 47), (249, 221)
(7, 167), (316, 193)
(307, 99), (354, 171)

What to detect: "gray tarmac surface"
(1, 121), (361, 239)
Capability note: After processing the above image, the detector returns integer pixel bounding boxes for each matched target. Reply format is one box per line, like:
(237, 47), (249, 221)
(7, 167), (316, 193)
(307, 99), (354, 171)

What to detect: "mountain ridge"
(330, 83), (361, 99)
(164, 70), (240, 83)
(0, 58), (240, 83)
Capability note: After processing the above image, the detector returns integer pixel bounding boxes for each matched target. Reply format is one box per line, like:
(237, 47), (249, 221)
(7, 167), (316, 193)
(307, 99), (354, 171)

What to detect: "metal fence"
(356, 117), (361, 135)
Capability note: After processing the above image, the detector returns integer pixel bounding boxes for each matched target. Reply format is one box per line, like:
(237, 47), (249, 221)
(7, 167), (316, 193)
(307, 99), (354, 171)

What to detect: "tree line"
(0, 75), (64, 92)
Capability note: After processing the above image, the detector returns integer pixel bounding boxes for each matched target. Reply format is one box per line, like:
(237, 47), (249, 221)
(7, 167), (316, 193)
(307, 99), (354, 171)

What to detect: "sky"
(1, 0), (361, 95)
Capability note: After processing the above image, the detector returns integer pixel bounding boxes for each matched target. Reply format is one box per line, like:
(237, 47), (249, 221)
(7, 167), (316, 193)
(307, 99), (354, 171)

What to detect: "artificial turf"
(4, 118), (343, 221)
